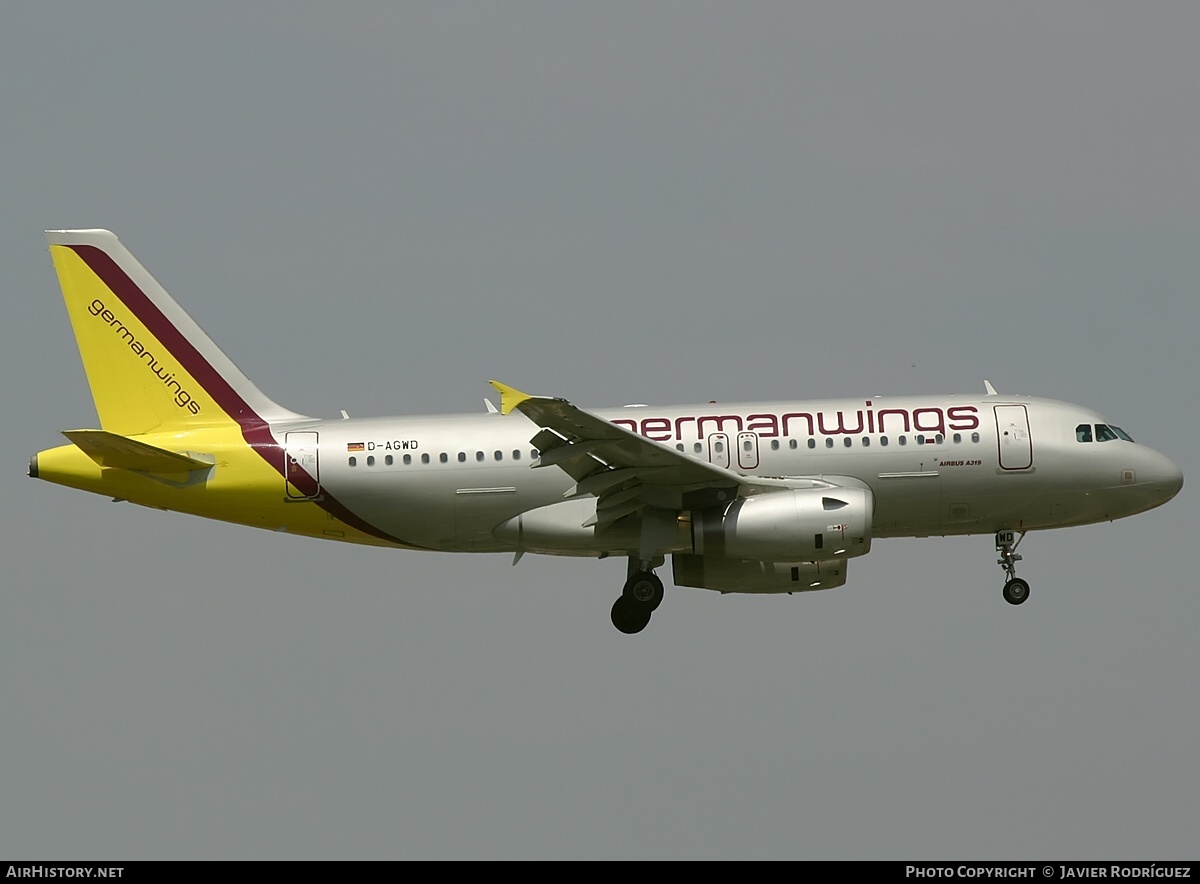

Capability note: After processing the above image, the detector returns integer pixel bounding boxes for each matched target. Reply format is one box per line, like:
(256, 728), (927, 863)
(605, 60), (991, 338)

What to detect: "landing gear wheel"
(1003, 578), (1030, 606)
(611, 596), (652, 634)
(622, 571), (664, 612)
(995, 531), (1030, 607)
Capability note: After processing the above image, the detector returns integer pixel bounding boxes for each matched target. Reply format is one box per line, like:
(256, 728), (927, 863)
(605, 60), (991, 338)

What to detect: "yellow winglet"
(488, 380), (534, 416)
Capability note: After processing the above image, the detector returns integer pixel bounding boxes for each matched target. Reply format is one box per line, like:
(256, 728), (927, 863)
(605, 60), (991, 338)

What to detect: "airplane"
(30, 229), (1183, 634)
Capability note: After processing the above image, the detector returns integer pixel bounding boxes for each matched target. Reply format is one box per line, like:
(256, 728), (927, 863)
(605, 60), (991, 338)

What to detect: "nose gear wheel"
(1002, 577), (1030, 605)
(995, 531), (1030, 606)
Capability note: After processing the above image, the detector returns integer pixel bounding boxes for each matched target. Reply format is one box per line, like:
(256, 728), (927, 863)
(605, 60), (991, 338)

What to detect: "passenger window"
(899, 436), (907, 446)
(385, 455), (394, 466)
(880, 436), (889, 447)
(693, 442), (703, 453)
(825, 438), (834, 448)
(458, 452), (467, 462)
(953, 433), (961, 443)
(367, 456), (375, 466)
(844, 438), (852, 448)
(714, 441), (724, 453)
(770, 440), (779, 451)
(403, 455), (412, 465)
(349, 456), (357, 467)
(476, 451), (485, 462)
(1076, 424), (1093, 443)
(862, 437), (870, 447)
(971, 432), (980, 443)
(513, 450), (521, 461)
(916, 435), (925, 445)
(440, 453), (448, 464)
(494, 451), (502, 461)
(676, 443), (684, 452)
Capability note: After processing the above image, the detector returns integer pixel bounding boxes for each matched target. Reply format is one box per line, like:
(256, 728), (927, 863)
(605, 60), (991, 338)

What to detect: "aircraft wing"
(490, 381), (761, 526)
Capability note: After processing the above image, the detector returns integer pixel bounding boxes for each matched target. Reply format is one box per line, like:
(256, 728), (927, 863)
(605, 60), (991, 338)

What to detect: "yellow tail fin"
(46, 229), (303, 435)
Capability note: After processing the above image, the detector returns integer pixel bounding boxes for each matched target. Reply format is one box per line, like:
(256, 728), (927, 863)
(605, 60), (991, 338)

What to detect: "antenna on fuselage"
(984, 380), (998, 396)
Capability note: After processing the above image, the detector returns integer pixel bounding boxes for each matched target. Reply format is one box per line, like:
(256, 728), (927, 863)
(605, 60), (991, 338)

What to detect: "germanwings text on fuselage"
(609, 402), (980, 442)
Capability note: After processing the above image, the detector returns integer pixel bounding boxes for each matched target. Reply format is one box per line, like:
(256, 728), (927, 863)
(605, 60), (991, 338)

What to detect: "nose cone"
(1143, 448), (1184, 507)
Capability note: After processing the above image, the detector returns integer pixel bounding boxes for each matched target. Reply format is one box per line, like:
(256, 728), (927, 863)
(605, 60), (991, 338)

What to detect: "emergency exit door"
(708, 433), (730, 469)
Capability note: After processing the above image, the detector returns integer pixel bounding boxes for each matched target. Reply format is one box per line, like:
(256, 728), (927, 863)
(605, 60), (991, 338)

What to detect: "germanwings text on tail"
(31, 230), (1183, 633)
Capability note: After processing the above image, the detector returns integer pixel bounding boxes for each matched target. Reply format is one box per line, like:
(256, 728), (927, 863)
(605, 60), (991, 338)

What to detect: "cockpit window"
(1082, 423), (1134, 443)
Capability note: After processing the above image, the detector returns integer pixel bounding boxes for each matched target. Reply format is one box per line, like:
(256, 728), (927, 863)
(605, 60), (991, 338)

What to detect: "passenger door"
(994, 405), (1033, 471)
(285, 432), (321, 499)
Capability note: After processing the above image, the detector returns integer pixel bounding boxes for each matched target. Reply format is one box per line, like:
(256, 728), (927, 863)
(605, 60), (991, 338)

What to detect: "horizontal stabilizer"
(62, 429), (213, 474)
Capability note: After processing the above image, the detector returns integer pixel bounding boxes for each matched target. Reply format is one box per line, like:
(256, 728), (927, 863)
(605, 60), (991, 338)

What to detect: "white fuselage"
(281, 393), (1182, 554)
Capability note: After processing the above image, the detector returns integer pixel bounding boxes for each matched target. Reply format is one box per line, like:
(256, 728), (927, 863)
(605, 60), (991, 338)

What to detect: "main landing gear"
(611, 562), (664, 635)
(996, 530), (1029, 605)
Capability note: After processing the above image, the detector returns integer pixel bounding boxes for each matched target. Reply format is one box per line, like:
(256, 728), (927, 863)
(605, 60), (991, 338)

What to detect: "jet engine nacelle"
(692, 487), (872, 562)
(673, 553), (849, 594)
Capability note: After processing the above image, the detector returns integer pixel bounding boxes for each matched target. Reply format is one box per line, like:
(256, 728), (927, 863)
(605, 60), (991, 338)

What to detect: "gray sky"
(2, 2), (1197, 859)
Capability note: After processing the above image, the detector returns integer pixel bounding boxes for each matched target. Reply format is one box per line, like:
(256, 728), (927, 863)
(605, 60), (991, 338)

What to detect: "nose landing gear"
(996, 530), (1029, 605)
